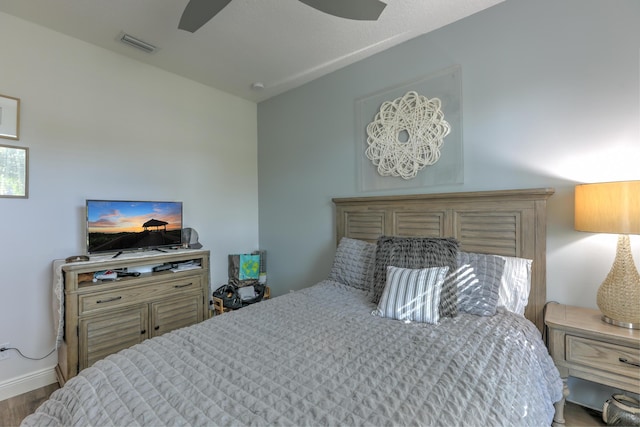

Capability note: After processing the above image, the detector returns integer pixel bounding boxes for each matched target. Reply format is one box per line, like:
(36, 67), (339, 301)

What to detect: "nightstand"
(545, 303), (640, 425)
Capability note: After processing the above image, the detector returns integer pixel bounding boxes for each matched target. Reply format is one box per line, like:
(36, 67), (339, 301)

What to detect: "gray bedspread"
(23, 281), (562, 426)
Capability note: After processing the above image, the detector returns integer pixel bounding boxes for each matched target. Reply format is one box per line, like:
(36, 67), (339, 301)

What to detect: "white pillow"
(496, 256), (532, 316)
(373, 265), (449, 324)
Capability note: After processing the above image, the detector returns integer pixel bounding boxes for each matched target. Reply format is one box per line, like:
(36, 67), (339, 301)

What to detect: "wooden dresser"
(545, 303), (640, 423)
(56, 249), (210, 385)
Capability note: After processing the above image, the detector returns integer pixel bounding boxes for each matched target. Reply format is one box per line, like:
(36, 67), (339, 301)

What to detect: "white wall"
(0, 12), (259, 396)
(257, 0), (640, 304)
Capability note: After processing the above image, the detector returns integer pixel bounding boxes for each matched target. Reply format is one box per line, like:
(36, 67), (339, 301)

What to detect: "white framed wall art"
(355, 65), (463, 192)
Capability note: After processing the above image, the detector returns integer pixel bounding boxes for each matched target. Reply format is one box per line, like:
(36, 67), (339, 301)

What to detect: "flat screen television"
(86, 200), (183, 255)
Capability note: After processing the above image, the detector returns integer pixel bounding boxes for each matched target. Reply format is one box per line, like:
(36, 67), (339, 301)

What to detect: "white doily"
(365, 91), (450, 180)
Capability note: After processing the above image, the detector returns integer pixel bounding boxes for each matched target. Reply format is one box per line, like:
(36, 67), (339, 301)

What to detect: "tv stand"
(111, 247), (171, 259)
(55, 249), (210, 385)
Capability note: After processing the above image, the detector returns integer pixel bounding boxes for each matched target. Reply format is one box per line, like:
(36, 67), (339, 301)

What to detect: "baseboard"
(0, 367), (58, 401)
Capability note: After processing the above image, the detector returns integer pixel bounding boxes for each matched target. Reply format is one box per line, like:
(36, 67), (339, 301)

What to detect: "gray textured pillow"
(328, 237), (376, 291)
(456, 251), (505, 316)
(372, 236), (460, 318)
(373, 265), (449, 324)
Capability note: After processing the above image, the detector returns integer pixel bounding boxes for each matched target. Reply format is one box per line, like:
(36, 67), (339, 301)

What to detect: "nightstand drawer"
(566, 335), (640, 379)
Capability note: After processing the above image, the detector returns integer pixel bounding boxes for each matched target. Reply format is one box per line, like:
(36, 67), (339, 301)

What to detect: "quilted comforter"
(23, 281), (562, 426)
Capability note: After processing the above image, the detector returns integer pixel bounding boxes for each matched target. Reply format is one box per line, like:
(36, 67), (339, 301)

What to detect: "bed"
(23, 188), (564, 427)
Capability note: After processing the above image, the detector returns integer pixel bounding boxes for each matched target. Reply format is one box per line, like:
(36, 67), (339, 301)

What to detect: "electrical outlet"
(0, 342), (11, 361)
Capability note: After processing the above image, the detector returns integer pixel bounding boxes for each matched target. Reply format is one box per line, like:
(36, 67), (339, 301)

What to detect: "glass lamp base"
(601, 315), (640, 330)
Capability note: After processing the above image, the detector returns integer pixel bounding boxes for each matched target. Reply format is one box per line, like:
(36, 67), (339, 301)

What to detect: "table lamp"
(575, 180), (640, 329)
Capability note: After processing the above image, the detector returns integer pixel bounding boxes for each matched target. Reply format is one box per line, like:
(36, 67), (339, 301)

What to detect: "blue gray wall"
(257, 0), (640, 409)
(257, 0), (640, 305)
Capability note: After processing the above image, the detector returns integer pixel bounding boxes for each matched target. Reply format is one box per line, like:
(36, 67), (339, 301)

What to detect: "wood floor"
(0, 383), (60, 427)
(564, 401), (607, 426)
(0, 383), (605, 426)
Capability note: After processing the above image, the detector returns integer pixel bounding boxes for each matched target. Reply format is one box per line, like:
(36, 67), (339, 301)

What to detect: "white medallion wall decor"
(365, 91), (450, 180)
(356, 65), (463, 192)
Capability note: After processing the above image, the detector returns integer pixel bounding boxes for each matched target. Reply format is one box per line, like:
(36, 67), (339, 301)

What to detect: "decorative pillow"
(455, 252), (505, 316)
(328, 237), (376, 291)
(373, 265), (449, 324)
(496, 256), (533, 316)
(372, 236), (459, 318)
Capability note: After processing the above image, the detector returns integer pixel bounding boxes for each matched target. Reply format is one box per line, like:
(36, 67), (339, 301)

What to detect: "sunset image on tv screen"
(87, 200), (182, 253)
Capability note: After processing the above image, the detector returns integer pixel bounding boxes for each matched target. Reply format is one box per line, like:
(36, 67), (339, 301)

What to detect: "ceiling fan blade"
(298, 0), (387, 21)
(178, 0), (233, 32)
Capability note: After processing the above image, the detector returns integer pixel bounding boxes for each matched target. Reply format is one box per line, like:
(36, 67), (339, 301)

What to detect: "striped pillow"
(372, 236), (460, 318)
(374, 265), (449, 324)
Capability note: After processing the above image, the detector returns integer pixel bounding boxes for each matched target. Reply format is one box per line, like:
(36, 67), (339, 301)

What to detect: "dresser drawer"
(79, 277), (202, 315)
(566, 335), (640, 380)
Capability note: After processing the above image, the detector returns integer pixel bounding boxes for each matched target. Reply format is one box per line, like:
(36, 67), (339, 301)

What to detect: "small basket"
(603, 394), (640, 426)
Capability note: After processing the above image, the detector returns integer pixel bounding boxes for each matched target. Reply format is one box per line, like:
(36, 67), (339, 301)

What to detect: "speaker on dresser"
(182, 227), (202, 249)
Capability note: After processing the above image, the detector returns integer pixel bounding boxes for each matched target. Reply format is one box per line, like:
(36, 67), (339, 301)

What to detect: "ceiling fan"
(178, 0), (388, 33)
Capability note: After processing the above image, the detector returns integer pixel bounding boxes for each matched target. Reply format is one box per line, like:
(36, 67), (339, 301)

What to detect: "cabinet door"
(79, 305), (149, 370)
(151, 293), (203, 337)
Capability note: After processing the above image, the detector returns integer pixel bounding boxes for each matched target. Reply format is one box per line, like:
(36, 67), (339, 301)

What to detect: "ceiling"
(0, 0), (504, 103)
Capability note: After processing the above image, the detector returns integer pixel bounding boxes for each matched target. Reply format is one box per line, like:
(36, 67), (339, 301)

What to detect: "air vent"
(119, 33), (157, 54)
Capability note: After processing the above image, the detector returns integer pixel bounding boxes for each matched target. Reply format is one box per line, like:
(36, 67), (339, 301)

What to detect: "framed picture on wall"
(0, 144), (28, 198)
(0, 94), (20, 140)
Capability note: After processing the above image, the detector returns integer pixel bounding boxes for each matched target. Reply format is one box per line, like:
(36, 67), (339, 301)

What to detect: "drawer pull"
(174, 283), (193, 289)
(154, 326), (160, 330)
(141, 330), (146, 334)
(619, 357), (640, 368)
(96, 296), (122, 304)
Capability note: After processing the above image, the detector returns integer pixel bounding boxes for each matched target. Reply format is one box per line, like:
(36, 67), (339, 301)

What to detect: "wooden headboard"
(333, 188), (555, 332)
